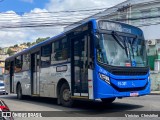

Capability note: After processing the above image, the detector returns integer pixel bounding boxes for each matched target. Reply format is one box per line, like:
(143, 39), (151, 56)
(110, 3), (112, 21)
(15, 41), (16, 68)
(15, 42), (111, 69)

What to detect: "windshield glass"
(96, 33), (147, 67)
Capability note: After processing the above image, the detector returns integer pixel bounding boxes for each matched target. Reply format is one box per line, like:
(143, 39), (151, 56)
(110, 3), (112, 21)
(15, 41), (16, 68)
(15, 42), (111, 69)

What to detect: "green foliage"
(14, 44), (18, 47)
(27, 42), (31, 47)
(7, 48), (15, 56)
(32, 42), (36, 46)
(36, 37), (50, 44)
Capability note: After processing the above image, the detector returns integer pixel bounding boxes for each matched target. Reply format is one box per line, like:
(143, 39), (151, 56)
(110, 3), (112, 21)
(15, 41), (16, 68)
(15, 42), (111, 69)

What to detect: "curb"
(149, 92), (160, 95)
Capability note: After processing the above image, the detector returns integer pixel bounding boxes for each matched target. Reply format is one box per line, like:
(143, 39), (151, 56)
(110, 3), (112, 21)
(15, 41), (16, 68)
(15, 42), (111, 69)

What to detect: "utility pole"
(128, 4), (132, 24)
(117, 4), (132, 24)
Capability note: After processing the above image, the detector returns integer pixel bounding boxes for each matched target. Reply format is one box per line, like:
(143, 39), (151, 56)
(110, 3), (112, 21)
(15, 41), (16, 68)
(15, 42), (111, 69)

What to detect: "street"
(0, 94), (160, 120)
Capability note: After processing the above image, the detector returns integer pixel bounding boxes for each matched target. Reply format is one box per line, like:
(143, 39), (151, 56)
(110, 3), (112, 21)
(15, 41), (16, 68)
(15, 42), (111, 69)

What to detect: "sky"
(0, 0), (126, 47)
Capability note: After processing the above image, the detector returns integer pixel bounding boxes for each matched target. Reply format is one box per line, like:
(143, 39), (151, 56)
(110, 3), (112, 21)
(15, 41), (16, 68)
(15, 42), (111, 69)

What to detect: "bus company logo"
(2, 112), (43, 118)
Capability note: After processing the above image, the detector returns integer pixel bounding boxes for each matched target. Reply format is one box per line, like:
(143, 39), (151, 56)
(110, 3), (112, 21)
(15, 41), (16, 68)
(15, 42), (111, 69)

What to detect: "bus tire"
(59, 83), (73, 107)
(101, 97), (116, 104)
(17, 84), (23, 100)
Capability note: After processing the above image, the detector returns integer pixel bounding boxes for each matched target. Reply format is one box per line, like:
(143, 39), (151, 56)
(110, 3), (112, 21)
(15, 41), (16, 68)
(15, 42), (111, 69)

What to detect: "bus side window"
(5, 61), (10, 74)
(15, 56), (22, 72)
(51, 38), (69, 64)
(22, 54), (30, 71)
(41, 44), (52, 67)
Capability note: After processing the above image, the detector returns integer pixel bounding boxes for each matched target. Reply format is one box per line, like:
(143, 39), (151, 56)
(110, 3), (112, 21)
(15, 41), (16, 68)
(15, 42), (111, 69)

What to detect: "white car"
(0, 81), (7, 95)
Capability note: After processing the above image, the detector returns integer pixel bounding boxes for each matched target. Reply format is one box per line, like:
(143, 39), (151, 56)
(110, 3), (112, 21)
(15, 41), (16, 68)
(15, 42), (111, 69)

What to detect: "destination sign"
(99, 21), (132, 33)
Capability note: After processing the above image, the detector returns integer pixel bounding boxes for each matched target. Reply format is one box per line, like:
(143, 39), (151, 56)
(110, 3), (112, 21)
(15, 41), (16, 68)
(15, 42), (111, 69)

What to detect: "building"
(0, 47), (9, 54)
(9, 44), (28, 55)
(65, 0), (160, 41)
(2, 47), (9, 54)
(0, 54), (9, 74)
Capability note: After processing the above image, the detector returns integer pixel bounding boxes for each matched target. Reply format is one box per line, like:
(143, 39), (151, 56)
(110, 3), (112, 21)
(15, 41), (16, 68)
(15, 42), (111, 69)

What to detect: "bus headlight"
(148, 76), (150, 82)
(99, 73), (110, 84)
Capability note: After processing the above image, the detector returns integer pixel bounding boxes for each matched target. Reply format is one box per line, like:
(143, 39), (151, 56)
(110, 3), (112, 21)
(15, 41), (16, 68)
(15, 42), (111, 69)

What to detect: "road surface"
(0, 94), (159, 120)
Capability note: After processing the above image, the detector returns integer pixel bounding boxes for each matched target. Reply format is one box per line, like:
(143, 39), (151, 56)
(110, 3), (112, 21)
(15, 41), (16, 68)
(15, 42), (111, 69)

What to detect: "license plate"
(130, 92), (139, 97)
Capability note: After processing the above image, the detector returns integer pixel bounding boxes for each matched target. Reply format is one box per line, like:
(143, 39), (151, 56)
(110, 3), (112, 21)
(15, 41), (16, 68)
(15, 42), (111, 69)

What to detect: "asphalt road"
(0, 94), (160, 120)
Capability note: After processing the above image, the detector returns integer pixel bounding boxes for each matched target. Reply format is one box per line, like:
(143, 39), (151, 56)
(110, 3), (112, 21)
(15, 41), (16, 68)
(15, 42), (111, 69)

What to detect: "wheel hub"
(63, 89), (70, 101)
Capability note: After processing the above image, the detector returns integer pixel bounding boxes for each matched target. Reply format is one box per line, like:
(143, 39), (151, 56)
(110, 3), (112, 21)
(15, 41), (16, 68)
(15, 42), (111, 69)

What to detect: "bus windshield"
(96, 33), (147, 67)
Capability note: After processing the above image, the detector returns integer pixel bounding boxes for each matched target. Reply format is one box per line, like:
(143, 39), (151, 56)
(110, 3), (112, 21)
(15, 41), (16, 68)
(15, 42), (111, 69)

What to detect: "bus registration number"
(130, 92), (139, 97)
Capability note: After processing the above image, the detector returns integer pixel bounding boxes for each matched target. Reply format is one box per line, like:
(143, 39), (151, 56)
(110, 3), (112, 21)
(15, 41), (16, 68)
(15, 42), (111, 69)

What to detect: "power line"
(0, 7), (107, 15)
(0, 15), (159, 25)
(114, 15), (160, 21)
(0, 6), (159, 29)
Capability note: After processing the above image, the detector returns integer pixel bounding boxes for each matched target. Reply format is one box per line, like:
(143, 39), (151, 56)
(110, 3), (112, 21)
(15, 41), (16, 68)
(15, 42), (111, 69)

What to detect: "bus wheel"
(101, 98), (116, 104)
(60, 83), (73, 107)
(17, 84), (23, 100)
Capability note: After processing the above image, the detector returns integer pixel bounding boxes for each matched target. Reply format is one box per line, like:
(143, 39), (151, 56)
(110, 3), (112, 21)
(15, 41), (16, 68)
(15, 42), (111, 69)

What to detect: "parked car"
(0, 81), (8, 95)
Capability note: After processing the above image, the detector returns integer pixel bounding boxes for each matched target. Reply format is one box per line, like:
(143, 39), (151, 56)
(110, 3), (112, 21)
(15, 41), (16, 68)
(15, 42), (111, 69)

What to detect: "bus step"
(71, 96), (88, 99)
(31, 94), (40, 97)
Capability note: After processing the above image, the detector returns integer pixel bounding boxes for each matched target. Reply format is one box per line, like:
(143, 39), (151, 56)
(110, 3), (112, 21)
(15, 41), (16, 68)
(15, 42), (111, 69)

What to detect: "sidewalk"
(150, 91), (160, 95)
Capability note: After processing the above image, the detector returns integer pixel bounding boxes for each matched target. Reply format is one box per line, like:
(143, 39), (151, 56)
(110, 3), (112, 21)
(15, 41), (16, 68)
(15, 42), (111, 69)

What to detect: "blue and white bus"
(4, 19), (150, 107)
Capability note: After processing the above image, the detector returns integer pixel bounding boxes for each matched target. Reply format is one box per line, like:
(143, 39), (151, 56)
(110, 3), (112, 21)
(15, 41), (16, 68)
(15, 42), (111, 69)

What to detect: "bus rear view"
(94, 20), (150, 103)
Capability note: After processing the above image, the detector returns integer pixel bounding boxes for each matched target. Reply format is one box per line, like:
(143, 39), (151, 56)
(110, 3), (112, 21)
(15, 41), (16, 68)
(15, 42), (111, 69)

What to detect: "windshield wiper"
(111, 31), (129, 57)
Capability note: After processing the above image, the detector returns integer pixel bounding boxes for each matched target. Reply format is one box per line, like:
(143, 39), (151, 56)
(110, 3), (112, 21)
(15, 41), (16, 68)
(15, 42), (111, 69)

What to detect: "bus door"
(71, 33), (92, 98)
(31, 52), (40, 95)
(10, 61), (14, 93)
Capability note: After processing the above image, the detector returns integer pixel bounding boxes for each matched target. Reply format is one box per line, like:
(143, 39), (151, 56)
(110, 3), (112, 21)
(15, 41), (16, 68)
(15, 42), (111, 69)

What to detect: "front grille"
(111, 82), (148, 92)
(111, 71), (148, 76)
(98, 62), (149, 76)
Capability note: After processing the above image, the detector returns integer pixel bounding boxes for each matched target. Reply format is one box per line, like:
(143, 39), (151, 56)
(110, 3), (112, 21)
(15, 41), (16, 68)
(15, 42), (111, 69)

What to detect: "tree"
(31, 42), (36, 46)
(36, 37), (50, 44)
(27, 42), (31, 47)
(14, 44), (18, 47)
(7, 48), (15, 56)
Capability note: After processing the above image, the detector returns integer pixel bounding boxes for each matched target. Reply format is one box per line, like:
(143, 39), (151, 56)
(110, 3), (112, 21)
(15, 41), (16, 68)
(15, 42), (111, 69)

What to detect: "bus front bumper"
(94, 76), (151, 99)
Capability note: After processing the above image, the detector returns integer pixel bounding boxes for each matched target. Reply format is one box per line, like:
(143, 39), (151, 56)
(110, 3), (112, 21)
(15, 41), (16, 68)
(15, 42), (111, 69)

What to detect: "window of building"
(141, 9), (151, 23)
(119, 14), (127, 23)
(141, 9), (151, 17)
(15, 56), (22, 72)
(41, 44), (52, 67)
(157, 7), (160, 14)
